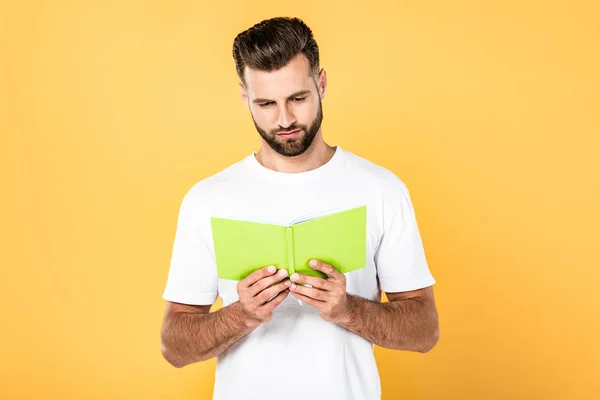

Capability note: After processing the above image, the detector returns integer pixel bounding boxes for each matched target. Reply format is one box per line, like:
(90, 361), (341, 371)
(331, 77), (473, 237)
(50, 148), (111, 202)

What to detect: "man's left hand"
(289, 259), (352, 324)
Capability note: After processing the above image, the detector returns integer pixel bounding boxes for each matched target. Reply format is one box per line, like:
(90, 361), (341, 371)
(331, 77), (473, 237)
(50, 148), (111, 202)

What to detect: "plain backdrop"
(1, 1), (599, 399)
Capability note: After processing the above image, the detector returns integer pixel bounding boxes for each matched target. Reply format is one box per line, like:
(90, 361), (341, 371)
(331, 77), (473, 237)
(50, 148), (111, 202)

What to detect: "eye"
(291, 97), (306, 102)
(259, 101), (274, 108)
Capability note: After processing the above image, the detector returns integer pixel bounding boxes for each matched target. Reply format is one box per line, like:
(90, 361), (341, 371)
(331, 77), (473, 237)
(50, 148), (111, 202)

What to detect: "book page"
(288, 207), (348, 226)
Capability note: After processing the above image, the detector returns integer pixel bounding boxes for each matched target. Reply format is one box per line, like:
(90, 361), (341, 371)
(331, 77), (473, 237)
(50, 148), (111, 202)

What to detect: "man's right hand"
(236, 265), (290, 327)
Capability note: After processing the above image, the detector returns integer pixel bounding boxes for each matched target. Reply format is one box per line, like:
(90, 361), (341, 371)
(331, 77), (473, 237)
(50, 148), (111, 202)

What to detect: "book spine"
(286, 226), (295, 275)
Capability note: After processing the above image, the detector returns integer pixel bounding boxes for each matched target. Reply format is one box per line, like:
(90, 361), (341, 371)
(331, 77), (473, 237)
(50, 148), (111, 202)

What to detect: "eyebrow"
(252, 90), (311, 104)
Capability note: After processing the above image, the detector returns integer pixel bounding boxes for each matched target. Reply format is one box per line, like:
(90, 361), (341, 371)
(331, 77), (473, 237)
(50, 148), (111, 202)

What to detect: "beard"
(251, 98), (323, 157)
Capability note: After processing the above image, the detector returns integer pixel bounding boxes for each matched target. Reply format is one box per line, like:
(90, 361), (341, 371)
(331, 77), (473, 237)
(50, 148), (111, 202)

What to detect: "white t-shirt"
(162, 145), (436, 400)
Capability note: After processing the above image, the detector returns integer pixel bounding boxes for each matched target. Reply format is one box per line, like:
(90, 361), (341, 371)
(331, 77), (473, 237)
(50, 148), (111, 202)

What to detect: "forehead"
(243, 53), (314, 99)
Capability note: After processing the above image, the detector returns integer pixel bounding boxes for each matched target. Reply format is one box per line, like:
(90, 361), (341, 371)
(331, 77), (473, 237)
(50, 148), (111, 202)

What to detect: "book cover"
(210, 205), (367, 280)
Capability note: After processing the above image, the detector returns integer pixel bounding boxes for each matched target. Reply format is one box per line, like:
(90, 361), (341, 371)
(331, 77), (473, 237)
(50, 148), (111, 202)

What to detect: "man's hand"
(288, 259), (351, 324)
(236, 265), (291, 328)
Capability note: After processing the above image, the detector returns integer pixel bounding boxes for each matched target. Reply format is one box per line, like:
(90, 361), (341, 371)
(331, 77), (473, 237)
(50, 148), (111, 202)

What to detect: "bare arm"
(161, 301), (255, 368)
(289, 259), (439, 353)
(337, 287), (439, 352)
(161, 266), (291, 368)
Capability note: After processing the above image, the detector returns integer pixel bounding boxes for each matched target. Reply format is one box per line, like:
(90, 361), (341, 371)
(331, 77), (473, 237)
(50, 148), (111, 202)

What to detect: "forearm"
(161, 302), (257, 367)
(338, 294), (439, 352)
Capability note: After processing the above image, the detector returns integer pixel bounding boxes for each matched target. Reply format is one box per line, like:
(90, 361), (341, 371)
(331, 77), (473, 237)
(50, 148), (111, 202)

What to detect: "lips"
(277, 129), (301, 135)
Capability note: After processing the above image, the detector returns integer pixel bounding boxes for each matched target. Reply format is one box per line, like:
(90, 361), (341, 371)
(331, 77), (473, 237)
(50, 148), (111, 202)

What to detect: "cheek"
(295, 102), (317, 125)
(251, 108), (275, 126)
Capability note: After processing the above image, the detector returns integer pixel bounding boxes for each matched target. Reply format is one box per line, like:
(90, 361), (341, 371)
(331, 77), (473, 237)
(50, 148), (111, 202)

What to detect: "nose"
(276, 104), (296, 129)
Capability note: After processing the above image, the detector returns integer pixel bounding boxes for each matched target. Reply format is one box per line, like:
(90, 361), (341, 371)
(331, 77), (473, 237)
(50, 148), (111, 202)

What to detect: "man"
(161, 17), (439, 400)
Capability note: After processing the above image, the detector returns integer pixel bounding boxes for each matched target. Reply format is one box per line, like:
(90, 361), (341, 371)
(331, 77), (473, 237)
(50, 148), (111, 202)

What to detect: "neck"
(255, 132), (335, 174)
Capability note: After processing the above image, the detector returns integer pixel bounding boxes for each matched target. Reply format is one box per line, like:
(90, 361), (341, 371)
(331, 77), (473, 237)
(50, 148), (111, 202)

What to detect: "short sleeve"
(374, 177), (436, 293)
(162, 188), (219, 305)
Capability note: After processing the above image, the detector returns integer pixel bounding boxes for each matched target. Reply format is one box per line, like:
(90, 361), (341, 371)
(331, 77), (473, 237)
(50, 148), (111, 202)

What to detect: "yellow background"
(2, 0), (599, 398)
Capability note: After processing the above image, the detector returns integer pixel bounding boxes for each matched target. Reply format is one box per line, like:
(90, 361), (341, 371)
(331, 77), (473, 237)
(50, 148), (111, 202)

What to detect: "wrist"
(231, 301), (261, 330)
(336, 294), (357, 326)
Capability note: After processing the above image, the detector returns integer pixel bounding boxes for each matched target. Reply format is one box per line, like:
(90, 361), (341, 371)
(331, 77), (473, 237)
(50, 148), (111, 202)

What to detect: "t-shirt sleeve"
(374, 176), (436, 293)
(162, 187), (219, 305)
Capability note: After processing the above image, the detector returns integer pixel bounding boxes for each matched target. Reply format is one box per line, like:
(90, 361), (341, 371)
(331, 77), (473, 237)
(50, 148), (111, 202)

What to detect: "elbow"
(161, 324), (185, 368)
(418, 324), (440, 353)
(161, 319), (191, 368)
(161, 341), (212, 367)
(161, 343), (186, 368)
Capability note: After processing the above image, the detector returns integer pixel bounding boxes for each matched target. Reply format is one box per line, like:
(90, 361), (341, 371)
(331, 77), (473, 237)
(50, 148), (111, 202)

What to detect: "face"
(240, 53), (327, 157)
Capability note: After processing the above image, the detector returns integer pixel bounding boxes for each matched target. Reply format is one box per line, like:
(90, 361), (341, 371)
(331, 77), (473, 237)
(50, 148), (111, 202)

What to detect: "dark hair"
(232, 17), (320, 85)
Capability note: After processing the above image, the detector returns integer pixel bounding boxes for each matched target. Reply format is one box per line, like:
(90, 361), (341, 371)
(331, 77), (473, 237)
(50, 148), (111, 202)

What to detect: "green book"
(210, 205), (367, 280)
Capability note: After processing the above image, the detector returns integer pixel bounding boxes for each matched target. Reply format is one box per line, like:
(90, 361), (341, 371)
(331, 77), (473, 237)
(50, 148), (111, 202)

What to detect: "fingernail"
(290, 283), (296, 289)
(284, 280), (291, 286)
(309, 260), (318, 267)
(268, 265), (276, 273)
(291, 273), (299, 281)
(278, 269), (288, 277)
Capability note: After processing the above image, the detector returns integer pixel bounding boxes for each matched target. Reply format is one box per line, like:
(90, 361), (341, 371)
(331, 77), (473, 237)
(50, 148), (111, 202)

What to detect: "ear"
(317, 68), (327, 99)
(239, 82), (250, 109)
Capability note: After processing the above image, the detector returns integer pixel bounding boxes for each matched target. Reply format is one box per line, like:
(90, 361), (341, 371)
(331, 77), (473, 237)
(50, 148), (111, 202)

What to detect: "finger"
(308, 259), (344, 281)
(249, 268), (289, 297)
(263, 289), (290, 310)
(290, 273), (334, 291)
(290, 282), (328, 301)
(256, 279), (291, 304)
(290, 290), (323, 308)
(239, 265), (277, 289)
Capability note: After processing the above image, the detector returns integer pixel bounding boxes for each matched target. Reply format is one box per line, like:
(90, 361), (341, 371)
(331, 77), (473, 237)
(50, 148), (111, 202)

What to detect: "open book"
(210, 205), (367, 281)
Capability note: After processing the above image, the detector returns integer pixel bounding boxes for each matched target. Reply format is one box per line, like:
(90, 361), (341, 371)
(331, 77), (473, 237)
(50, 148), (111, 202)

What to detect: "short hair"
(232, 17), (320, 85)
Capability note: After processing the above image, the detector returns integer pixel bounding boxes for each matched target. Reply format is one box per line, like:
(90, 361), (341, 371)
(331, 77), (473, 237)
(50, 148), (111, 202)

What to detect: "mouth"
(277, 129), (301, 138)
